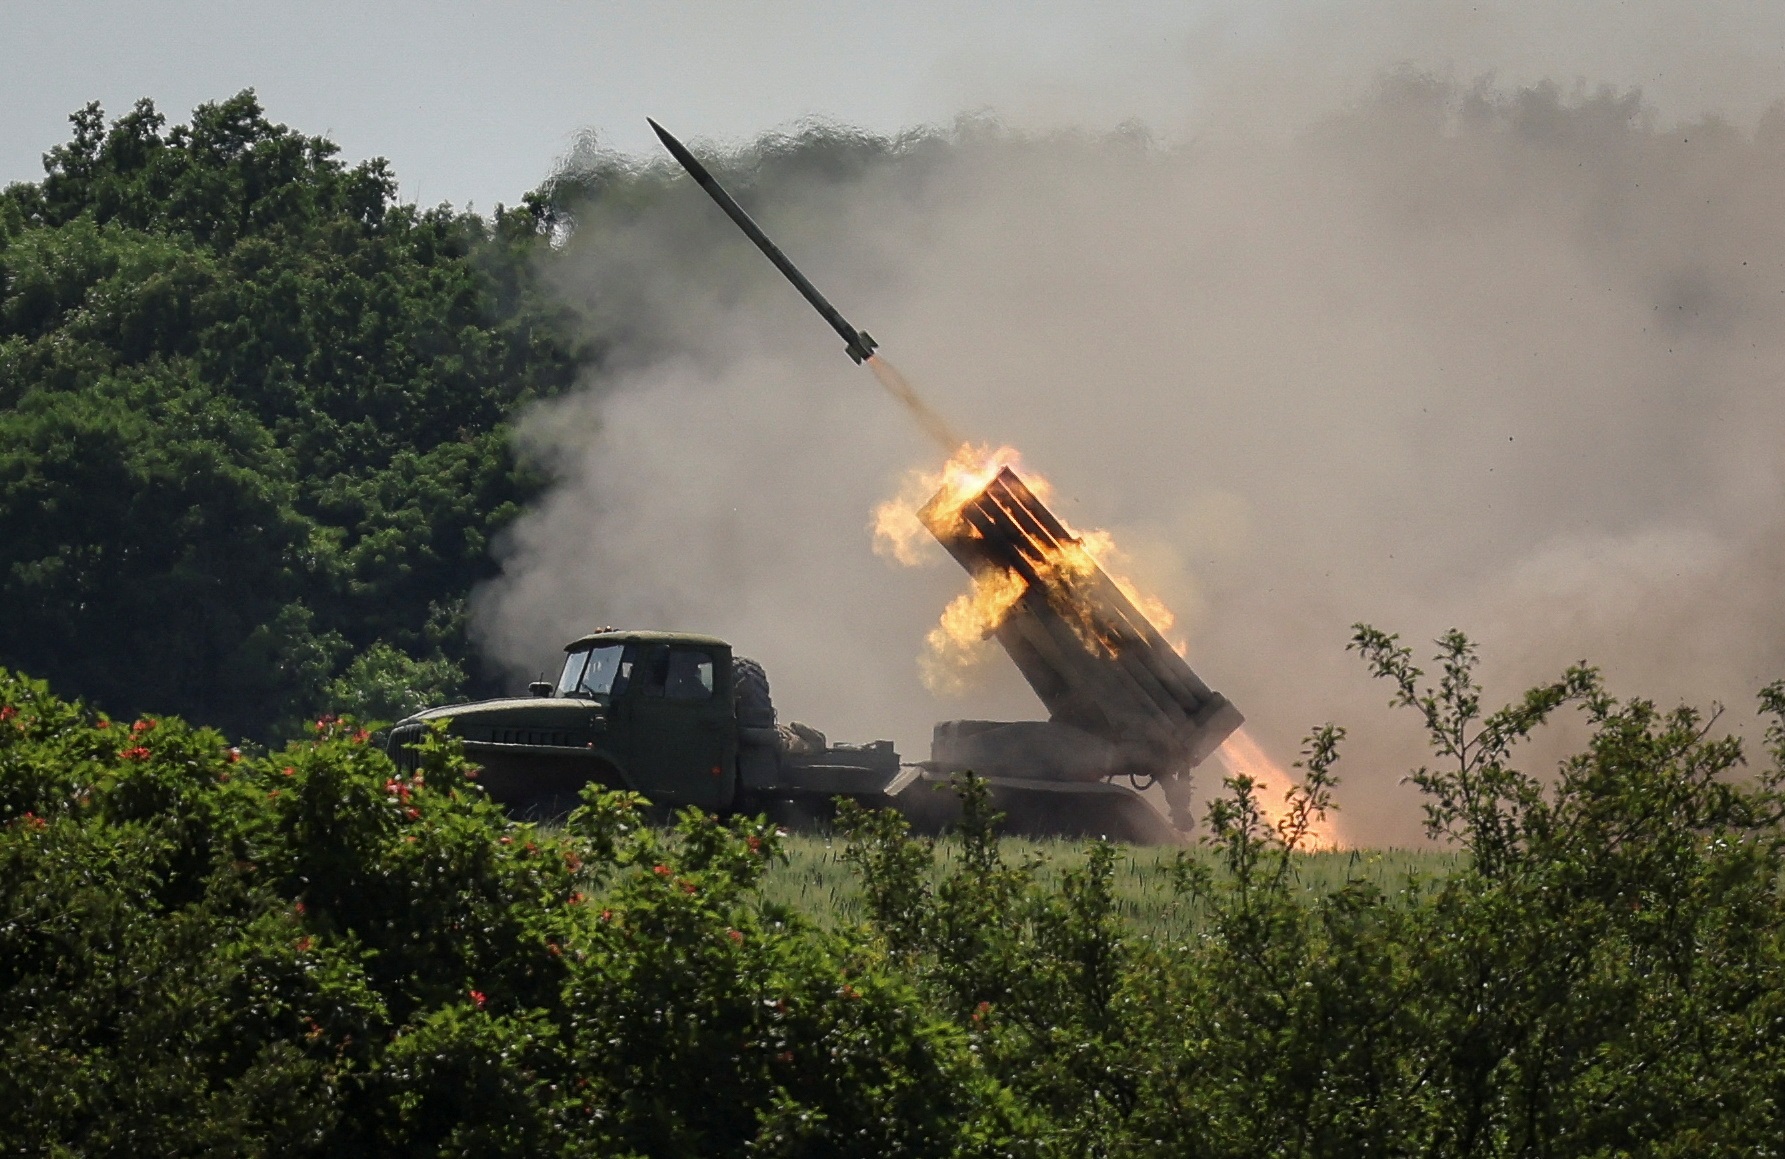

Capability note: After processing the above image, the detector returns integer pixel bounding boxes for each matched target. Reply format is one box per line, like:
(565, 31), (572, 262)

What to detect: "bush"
(0, 666), (1002, 1156)
(835, 628), (1785, 1156)
(5, 624), (1785, 1155)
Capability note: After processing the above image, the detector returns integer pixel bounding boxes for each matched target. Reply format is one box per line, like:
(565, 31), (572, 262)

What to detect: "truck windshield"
(556, 644), (625, 698)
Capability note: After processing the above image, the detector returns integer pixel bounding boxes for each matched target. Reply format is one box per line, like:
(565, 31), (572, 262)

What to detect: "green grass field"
(761, 834), (1460, 941)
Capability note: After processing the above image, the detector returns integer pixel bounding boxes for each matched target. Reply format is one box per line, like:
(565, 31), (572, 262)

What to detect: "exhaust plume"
(866, 355), (965, 454)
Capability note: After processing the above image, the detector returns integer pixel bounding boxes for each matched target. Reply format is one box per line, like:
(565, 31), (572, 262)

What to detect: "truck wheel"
(732, 656), (776, 729)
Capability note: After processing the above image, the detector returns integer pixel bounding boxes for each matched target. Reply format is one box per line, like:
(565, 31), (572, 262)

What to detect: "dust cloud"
(472, 24), (1785, 845)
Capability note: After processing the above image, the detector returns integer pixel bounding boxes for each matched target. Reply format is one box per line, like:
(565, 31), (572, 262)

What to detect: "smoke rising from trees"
(473, 68), (1785, 844)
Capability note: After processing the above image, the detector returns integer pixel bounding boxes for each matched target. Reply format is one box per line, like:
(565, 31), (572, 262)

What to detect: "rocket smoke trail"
(865, 356), (965, 454)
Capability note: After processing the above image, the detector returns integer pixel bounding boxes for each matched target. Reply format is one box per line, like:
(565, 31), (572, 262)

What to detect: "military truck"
(389, 463), (1243, 850)
(386, 629), (914, 825)
(387, 624), (1204, 844)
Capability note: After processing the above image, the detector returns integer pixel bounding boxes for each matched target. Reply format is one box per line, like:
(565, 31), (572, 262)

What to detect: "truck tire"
(732, 656), (776, 729)
(734, 656), (781, 792)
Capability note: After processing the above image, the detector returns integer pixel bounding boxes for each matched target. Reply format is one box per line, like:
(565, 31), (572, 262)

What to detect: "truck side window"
(611, 646), (639, 697)
(634, 645), (671, 698)
(664, 649), (714, 701)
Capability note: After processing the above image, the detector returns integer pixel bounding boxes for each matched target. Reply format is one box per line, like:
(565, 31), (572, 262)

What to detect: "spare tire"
(732, 656), (776, 729)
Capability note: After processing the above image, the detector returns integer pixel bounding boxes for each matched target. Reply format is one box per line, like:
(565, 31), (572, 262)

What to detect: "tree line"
(0, 93), (588, 740)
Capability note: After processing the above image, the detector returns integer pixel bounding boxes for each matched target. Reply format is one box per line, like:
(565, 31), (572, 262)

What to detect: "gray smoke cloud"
(471, 61), (1785, 845)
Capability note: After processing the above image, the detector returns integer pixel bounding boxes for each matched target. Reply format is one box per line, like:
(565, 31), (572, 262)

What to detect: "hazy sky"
(7, 1), (1784, 207)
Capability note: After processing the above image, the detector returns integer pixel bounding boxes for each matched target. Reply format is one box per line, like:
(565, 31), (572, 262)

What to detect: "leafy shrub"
(835, 628), (1785, 1156)
(322, 643), (468, 726)
(5, 625), (1785, 1155)
(0, 667), (1001, 1156)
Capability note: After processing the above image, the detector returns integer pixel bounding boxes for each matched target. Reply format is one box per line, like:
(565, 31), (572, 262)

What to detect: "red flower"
(598, 908), (613, 922)
(283, 766), (296, 777)
(547, 943), (562, 957)
(469, 989), (487, 1010)
(568, 892), (586, 906)
(971, 1000), (992, 1024)
(652, 864), (671, 877)
(727, 928), (744, 945)
(93, 717), (106, 728)
(746, 834), (763, 854)
(121, 746), (151, 761)
(679, 880), (697, 895)
(22, 812), (46, 831)
(227, 748), (242, 763)
(563, 852), (583, 872)
(294, 901), (306, 915)
(405, 807), (420, 820)
(131, 718), (156, 735)
(296, 936), (313, 952)
(352, 728), (369, 744)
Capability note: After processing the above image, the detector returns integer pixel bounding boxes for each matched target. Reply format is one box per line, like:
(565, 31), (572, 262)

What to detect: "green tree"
(0, 93), (587, 740)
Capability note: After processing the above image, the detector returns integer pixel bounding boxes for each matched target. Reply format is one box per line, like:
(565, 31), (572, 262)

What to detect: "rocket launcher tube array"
(920, 467), (1244, 779)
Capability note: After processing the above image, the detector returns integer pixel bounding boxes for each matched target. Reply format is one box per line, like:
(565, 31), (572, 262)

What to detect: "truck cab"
(389, 631), (737, 814)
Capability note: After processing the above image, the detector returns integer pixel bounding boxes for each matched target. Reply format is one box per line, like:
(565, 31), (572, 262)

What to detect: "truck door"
(621, 644), (734, 810)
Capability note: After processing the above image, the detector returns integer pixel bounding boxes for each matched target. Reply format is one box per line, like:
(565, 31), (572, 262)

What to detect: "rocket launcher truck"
(383, 466), (1239, 843)
(916, 466), (1244, 837)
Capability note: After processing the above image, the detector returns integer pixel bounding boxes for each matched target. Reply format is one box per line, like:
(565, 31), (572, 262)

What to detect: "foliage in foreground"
(4, 625), (1785, 1156)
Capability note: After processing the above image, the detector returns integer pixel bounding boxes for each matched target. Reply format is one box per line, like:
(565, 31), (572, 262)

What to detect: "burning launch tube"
(920, 466), (1243, 827)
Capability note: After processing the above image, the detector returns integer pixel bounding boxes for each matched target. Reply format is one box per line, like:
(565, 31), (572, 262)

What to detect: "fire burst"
(1215, 727), (1343, 850)
(875, 442), (1179, 683)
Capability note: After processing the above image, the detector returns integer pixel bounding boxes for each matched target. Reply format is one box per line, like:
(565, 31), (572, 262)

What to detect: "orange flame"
(1214, 727), (1343, 850)
(919, 566), (1029, 694)
(1059, 527), (1179, 648)
(876, 442), (1190, 686)
(873, 442), (1040, 567)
